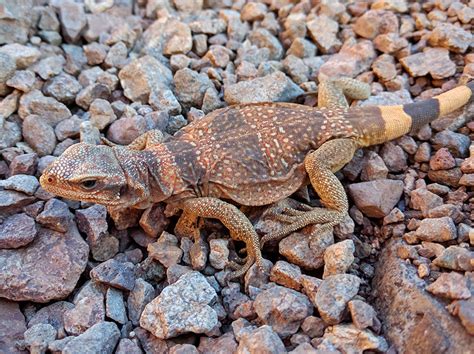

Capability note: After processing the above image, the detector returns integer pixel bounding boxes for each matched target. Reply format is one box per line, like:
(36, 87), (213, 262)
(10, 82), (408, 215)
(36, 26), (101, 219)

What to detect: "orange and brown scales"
(155, 102), (360, 207)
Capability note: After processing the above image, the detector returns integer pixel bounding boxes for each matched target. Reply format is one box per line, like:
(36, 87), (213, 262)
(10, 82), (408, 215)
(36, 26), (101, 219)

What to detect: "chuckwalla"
(40, 78), (474, 278)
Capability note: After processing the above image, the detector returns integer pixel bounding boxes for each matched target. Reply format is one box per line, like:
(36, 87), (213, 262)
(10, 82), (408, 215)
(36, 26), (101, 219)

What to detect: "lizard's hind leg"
(318, 78), (371, 109)
(261, 138), (358, 246)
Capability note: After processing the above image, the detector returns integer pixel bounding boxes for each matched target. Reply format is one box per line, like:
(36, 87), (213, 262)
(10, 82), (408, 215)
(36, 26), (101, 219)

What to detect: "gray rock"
(248, 28), (283, 60)
(174, 68), (214, 108)
(0, 213), (37, 249)
(106, 288), (127, 324)
(140, 271), (218, 339)
(59, 1), (87, 43)
(128, 278), (155, 326)
(54, 115), (83, 141)
(119, 55), (173, 103)
(431, 130), (470, 158)
(32, 55), (65, 80)
(224, 71), (303, 105)
(0, 299), (27, 354)
(149, 89), (182, 115)
(28, 301), (74, 339)
(22, 115), (57, 157)
(314, 274), (361, 325)
(209, 239), (229, 270)
(0, 174), (39, 195)
(104, 42), (128, 69)
(236, 325), (286, 354)
(19, 90), (71, 126)
(433, 246), (473, 272)
(64, 291), (105, 336)
(23, 323), (57, 354)
(0, 224), (89, 302)
(0, 117), (21, 149)
(116, 338), (143, 354)
(90, 259), (136, 291)
(0, 44), (41, 69)
(254, 285), (313, 337)
(0, 52), (16, 84)
(76, 83), (110, 110)
(43, 73), (82, 105)
(0, 190), (35, 215)
(36, 198), (74, 233)
(89, 98), (117, 130)
(63, 322), (120, 354)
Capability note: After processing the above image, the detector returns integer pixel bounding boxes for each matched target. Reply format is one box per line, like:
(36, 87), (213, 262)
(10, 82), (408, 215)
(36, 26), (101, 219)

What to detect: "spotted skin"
(40, 79), (474, 279)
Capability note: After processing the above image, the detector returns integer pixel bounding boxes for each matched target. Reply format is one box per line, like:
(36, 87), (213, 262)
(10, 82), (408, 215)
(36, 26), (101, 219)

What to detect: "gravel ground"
(0, 0), (473, 353)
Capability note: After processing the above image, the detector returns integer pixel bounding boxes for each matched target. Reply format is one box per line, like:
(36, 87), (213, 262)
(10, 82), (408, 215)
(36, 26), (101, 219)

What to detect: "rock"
(0, 213), (37, 249)
(0, 174), (38, 195)
(147, 232), (183, 268)
(323, 240), (355, 278)
(0, 190), (35, 215)
(36, 198), (74, 233)
(414, 217), (457, 242)
(76, 83), (111, 110)
(354, 10), (399, 39)
(0, 299), (27, 354)
(0, 52), (16, 85)
(128, 278), (155, 326)
(314, 274), (361, 325)
(269, 260), (302, 291)
(427, 168), (462, 188)
(198, 332), (238, 353)
(43, 73), (82, 105)
(75, 204), (108, 245)
(433, 246), (473, 272)
(22, 115), (57, 157)
(133, 327), (168, 353)
(301, 316), (326, 338)
(63, 322), (120, 354)
(0, 117), (21, 149)
(27, 301), (74, 339)
(59, 1), (87, 43)
(189, 19), (226, 35)
(287, 38), (317, 59)
(431, 130), (470, 158)
(119, 55), (173, 103)
(426, 272), (471, 300)
(139, 204), (169, 238)
(348, 299), (381, 332)
(248, 28), (283, 60)
(373, 239), (473, 352)
(90, 259), (136, 291)
(0, 44), (41, 69)
(0, 225), (88, 302)
(174, 0), (203, 12)
(89, 99), (117, 130)
(290, 343), (318, 354)
(115, 338), (143, 354)
(169, 344), (199, 354)
(84, 42), (108, 65)
(10, 153), (38, 176)
(307, 15), (341, 54)
(348, 179), (404, 218)
(318, 40), (376, 80)
(104, 42), (128, 69)
(140, 272), (218, 339)
(32, 55), (65, 80)
(209, 239), (229, 270)
(236, 325), (286, 354)
(55, 116), (82, 141)
(19, 90), (71, 126)
(224, 71), (303, 105)
(254, 285), (313, 337)
(320, 324), (388, 353)
(23, 323), (57, 354)
(106, 115), (152, 145)
(428, 22), (473, 53)
(149, 89), (182, 115)
(410, 188), (443, 217)
(174, 68), (214, 108)
(429, 148), (456, 170)
(64, 291), (105, 335)
(400, 48), (456, 80)
(106, 288), (127, 324)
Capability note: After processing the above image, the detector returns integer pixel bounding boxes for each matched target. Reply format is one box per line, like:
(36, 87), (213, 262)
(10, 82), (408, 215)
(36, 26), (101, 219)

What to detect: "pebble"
(269, 260), (302, 291)
(0, 299), (27, 354)
(174, 68), (214, 108)
(348, 299), (381, 332)
(0, 213), (37, 249)
(307, 15), (341, 54)
(314, 274), (361, 325)
(254, 285), (313, 337)
(63, 322), (120, 354)
(64, 292), (105, 335)
(428, 22), (473, 54)
(431, 130), (470, 158)
(106, 288), (127, 324)
(414, 217), (457, 242)
(28, 301), (74, 339)
(140, 271), (218, 339)
(147, 232), (183, 268)
(0, 174), (39, 195)
(236, 325), (286, 354)
(36, 198), (74, 233)
(323, 240), (355, 278)
(209, 239), (230, 270)
(353, 10), (399, 39)
(426, 272), (471, 300)
(127, 278), (155, 326)
(22, 323), (57, 353)
(90, 259), (136, 291)
(0, 44), (41, 69)
(115, 338), (143, 354)
(19, 89), (71, 125)
(320, 324), (388, 353)
(433, 246), (474, 272)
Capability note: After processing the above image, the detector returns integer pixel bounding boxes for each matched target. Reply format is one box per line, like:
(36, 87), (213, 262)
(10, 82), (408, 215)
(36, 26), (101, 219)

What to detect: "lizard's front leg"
(175, 197), (264, 280)
(261, 138), (357, 246)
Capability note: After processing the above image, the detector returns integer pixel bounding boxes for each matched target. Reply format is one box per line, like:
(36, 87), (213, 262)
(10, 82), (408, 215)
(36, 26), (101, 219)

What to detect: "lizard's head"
(40, 143), (128, 206)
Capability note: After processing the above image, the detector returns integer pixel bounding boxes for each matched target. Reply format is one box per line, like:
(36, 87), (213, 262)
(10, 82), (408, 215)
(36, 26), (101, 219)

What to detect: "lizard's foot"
(225, 254), (255, 282)
(260, 208), (344, 248)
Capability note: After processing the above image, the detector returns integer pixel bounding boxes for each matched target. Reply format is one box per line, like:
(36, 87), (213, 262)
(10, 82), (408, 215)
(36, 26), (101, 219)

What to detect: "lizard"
(39, 78), (474, 279)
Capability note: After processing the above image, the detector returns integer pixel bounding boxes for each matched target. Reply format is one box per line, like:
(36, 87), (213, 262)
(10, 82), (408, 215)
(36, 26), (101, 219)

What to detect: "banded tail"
(357, 81), (474, 146)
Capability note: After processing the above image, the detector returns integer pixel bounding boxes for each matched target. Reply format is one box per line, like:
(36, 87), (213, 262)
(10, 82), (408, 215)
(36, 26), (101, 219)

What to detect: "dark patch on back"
(403, 99), (439, 132)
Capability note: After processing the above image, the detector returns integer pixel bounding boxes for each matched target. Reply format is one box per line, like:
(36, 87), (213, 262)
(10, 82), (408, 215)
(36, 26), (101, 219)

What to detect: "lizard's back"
(162, 102), (357, 206)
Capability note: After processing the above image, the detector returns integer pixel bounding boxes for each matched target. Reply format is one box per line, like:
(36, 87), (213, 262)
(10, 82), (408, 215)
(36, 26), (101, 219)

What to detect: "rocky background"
(0, 0), (473, 353)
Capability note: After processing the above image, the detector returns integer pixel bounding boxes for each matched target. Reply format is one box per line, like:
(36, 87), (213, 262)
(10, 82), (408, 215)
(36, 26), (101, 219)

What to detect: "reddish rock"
(0, 299), (27, 354)
(430, 148), (456, 171)
(353, 10), (399, 39)
(427, 272), (471, 300)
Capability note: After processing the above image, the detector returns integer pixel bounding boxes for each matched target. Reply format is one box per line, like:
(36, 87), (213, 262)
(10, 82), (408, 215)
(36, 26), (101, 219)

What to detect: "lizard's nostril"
(47, 177), (54, 183)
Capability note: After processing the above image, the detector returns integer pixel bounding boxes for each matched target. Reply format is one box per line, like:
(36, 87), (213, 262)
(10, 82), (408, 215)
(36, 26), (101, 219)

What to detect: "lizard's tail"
(358, 81), (474, 146)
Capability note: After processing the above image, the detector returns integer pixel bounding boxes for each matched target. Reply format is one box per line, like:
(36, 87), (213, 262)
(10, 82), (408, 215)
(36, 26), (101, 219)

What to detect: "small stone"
(89, 98), (117, 130)
(286, 38), (317, 58)
(128, 278), (155, 326)
(432, 130), (470, 158)
(301, 316), (326, 338)
(269, 260), (302, 291)
(224, 71), (303, 105)
(198, 332), (238, 353)
(106, 287), (127, 324)
(348, 179), (404, 218)
(64, 294), (105, 335)
(22, 115), (57, 157)
(290, 343), (318, 354)
(174, 68), (214, 109)
(149, 89), (182, 115)
(0, 52), (16, 85)
(23, 323), (57, 353)
(59, 1), (87, 43)
(236, 325), (286, 354)
(241, 2), (268, 21)
(32, 55), (65, 80)
(90, 259), (136, 291)
(323, 240), (355, 278)
(0, 213), (37, 249)
(307, 15), (341, 54)
(140, 272), (218, 339)
(76, 83), (111, 110)
(254, 285), (313, 337)
(116, 338), (143, 354)
(119, 55), (173, 103)
(19, 90), (71, 125)
(373, 33), (408, 54)
(42, 73), (80, 106)
(354, 9), (399, 39)
(36, 198), (74, 233)
(428, 168), (462, 188)
(0, 299), (27, 354)
(147, 232), (183, 268)
(428, 22), (473, 53)
(426, 272), (471, 300)
(410, 188), (443, 217)
(28, 301), (74, 339)
(209, 239), (229, 270)
(348, 299), (381, 332)
(173, 0), (202, 12)
(320, 324), (388, 353)
(84, 42), (108, 65)
(104, 42), (128, 69)
(415, 217), (457, 242)
(0, 174), (39, 195)
(63, 322), (120, 354)
(433, 246), (473, 271)
(139, 204), (169, 238)
(400, 48), (456, 80)
(55, 116), (82, 141)
(430, 148), (456, 170)
(361, 151), (388, 181)
(314, 274), (361, 325)
(189, 19), (226, 35)
(0, 44), (41, 69)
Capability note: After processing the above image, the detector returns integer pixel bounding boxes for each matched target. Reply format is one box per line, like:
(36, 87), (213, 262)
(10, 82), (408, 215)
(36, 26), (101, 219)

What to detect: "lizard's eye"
(81, 179), (97, 190)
